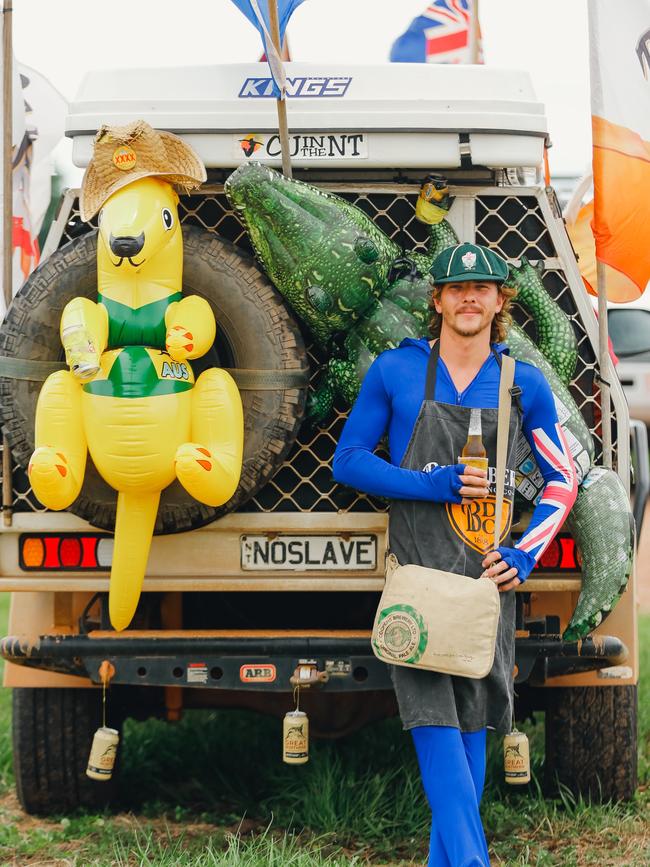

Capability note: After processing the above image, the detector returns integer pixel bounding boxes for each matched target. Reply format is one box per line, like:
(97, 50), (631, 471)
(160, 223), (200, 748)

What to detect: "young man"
(333, 243), (577, 867)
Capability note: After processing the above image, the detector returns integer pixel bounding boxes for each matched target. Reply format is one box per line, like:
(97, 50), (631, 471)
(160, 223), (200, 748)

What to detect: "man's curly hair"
(428, 279), (518, 343)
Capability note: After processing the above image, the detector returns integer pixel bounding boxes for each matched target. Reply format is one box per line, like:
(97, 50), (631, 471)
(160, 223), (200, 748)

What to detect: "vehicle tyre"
(12, 687), (122, 815)
(544, 684), (637, 802)
(0, 226), (307, 532)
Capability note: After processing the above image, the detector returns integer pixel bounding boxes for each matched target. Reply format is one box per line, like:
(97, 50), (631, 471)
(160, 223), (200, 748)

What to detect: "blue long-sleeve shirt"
(332, 338), (578, 581)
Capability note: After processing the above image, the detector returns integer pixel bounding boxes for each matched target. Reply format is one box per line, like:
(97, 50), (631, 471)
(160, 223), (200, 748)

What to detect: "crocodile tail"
(108, 490), (160, 632)
(563, 468), (633, 642)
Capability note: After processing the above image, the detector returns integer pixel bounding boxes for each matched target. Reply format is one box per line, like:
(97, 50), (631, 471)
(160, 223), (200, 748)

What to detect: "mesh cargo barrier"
(6, 184), (613, 514)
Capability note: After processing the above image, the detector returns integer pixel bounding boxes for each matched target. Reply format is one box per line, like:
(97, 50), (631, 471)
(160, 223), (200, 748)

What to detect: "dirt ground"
(637, 502), (650, 613)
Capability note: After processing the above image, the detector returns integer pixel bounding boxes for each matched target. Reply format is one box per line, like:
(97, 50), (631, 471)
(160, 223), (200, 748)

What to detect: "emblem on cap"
(112, 145), (137, 171)
(461, 251), (477, 270)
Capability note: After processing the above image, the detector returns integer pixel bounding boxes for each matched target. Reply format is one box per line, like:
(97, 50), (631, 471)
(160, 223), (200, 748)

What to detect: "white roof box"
(67, 62), (547, 171)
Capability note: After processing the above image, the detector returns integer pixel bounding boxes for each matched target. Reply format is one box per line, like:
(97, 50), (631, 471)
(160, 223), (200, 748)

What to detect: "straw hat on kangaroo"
(28, 121), (244, 631)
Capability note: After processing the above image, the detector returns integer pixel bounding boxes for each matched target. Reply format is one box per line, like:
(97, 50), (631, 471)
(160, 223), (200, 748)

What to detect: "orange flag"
(587, 1), (650, 300)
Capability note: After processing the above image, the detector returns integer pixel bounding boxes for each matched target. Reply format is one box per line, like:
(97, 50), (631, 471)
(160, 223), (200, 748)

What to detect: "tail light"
(19, 534), (112, 571)
(511, 533), (581, 572)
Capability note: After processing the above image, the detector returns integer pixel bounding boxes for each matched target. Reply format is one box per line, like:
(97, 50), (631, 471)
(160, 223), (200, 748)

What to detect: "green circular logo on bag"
(373, 604), (428, 663)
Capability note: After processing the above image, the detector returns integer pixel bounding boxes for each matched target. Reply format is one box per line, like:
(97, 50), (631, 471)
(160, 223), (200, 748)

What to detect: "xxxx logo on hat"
(112, 145), (137, 171)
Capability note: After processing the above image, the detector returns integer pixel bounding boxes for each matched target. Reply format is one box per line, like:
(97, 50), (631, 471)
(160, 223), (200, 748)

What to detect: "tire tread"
(544, 684), (637, 802)
(13, 687), (119, 815)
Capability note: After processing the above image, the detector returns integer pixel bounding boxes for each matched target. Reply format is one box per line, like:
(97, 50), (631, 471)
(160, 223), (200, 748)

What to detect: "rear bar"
(1, 632), (628, 688)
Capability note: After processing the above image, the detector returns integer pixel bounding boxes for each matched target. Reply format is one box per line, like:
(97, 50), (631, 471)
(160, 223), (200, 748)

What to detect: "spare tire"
(0, 226), (308, 532)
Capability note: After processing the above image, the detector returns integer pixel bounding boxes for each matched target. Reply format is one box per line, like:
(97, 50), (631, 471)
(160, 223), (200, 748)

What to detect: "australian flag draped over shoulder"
(390, 1), (482, 64)
(230, 0), (305, 97)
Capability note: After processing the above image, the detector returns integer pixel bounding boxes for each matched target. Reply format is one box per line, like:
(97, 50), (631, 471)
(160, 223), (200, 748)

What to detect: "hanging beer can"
(504, 728), (531, 785)
(283, 710), (309, 765)
(86, 726), (120, 781)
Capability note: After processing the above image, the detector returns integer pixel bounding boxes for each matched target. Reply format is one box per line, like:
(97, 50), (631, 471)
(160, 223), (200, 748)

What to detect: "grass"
(0, 591), (648, 866)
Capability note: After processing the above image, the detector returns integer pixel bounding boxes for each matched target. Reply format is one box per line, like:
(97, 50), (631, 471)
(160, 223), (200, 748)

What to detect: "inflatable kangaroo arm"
(60, 296), (109, 380)
(165, 295), (217, 362)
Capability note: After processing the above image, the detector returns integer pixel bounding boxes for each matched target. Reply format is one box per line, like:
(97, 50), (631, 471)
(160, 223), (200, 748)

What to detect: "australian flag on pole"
(230, 0), (305, 97)
(390, 1), (482, 65)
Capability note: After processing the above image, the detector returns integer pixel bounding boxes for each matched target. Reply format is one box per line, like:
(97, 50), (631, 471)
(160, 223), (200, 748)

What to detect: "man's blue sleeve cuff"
(496, 546), (537, 583)
(426, 464), (465, 503)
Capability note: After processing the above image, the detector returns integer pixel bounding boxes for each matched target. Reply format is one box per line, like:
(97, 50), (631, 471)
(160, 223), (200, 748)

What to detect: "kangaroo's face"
(98, 176), (181, 271)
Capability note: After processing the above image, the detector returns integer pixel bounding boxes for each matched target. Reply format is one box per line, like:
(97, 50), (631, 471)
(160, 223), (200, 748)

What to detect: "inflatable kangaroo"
(28, 122), (244, 631)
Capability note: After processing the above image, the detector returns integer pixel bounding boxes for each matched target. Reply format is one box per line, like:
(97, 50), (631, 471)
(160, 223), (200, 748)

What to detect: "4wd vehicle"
(0, 63), (645, 814)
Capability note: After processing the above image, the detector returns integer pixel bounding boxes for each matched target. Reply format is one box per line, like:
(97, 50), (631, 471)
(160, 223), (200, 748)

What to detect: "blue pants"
(411, 726), (490, 867)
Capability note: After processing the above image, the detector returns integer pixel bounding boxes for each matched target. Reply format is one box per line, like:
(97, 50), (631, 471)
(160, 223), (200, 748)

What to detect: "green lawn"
(0, 592), (647, 866)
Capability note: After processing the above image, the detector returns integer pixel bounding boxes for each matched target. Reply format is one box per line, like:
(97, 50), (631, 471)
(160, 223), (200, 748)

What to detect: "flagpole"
(596, 261), (613, 468)
(268, 0), (292, 178)
(2, 0), (11, 314)
(471, 0), (480, 64)
(2, 0), (12, 526)
(588, 3), (612, 470)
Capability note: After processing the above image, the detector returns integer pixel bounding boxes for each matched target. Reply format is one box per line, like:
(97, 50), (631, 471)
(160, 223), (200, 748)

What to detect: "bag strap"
(493, 353), (515, 549)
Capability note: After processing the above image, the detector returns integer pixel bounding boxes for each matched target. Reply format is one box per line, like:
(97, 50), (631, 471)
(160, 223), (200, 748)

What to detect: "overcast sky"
(12, 0), (590, 175)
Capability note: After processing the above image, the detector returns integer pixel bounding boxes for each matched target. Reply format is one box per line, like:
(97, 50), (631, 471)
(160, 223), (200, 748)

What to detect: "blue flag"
(230, 0), (305, 97)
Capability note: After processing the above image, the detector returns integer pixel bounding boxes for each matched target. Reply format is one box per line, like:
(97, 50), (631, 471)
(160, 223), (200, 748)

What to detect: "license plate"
(240, 534), (377, 571)
(234, 132), (368, 161)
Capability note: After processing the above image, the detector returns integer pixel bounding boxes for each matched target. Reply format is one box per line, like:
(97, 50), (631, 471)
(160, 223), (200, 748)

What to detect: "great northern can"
(86, 726), (120, 781)
(283, 710), (309, 764)
(504, 729), (530, 785)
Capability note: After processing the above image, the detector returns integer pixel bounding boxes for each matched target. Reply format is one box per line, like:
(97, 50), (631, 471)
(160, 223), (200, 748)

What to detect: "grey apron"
(389, 341), (521, 735)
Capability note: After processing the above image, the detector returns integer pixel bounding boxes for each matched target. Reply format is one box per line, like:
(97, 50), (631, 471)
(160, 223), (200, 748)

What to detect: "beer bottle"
(460, 409), (488, 473)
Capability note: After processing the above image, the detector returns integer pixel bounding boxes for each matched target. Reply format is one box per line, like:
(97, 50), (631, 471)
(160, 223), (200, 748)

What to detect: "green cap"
(430, 243), (509, 284)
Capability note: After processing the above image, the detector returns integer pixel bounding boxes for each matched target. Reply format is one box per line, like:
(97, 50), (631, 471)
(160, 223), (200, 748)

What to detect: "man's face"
(434, 280), (503, 338)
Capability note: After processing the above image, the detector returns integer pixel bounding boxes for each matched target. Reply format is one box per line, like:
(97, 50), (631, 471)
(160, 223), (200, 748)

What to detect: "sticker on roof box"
(235, 132), (367, 160)
(239, 76), (352, 98)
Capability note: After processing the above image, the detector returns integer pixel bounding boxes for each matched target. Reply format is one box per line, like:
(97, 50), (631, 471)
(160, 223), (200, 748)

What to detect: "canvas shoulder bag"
(371, 353), (516, 679)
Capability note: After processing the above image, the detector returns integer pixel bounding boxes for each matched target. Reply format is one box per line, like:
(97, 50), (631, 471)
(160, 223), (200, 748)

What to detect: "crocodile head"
(225, 163), (400, 345)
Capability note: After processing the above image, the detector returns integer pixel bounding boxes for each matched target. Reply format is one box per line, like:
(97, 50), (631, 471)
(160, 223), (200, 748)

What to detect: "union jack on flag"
(390, 1), (483, 65)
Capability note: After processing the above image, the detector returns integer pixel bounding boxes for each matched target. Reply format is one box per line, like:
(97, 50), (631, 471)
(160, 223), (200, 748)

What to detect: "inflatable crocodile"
(225, 164), (594, 488)
(226, 162), (632, 641)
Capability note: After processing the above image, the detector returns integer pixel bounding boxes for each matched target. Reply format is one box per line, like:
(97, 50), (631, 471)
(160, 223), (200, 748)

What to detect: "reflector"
(21, 537), (44, 568)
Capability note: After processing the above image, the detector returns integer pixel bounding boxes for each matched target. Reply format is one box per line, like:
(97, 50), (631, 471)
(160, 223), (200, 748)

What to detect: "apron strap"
(492, 346), (524, 416)
(493, 353), (516, 549)
(424, 339), (441, 401)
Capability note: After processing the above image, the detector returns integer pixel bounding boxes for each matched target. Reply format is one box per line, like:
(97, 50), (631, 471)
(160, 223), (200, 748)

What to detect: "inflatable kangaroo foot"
(28, 447), (80, 510)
